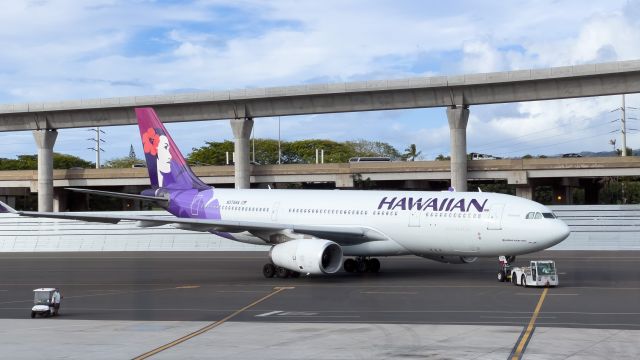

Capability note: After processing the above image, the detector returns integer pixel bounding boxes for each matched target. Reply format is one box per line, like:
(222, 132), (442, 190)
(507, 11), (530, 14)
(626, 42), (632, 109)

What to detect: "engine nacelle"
(269, 239), (343, 275)
(421, 255), (478, 264)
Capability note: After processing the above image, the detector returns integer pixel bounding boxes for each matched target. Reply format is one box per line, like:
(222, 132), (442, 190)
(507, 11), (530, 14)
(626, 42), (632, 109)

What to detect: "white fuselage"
(183, 189), (570, 258)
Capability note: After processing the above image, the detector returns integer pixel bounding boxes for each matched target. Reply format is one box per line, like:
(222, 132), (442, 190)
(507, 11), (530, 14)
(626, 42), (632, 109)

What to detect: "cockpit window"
(526, 212), (549, 219)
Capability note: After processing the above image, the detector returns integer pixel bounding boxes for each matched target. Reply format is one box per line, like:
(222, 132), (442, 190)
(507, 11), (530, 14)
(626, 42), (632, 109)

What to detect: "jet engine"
(269, 239), (343, 275)
(421, 255), (478, 264)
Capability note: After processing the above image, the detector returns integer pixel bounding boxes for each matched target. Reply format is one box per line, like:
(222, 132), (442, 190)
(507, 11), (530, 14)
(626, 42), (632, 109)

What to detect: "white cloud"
(1, 0), (640, 161)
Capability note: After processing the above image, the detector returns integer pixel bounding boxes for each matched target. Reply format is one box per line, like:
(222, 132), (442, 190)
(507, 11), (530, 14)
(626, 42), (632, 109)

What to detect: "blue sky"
(1, 0), (640, 162)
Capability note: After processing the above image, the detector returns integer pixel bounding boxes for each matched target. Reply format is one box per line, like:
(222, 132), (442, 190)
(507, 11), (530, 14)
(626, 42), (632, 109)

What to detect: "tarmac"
(1, 251), (639, 359)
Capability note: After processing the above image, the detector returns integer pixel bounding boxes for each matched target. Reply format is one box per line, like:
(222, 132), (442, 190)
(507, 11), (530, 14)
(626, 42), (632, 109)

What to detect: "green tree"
(284, 139), (354, 164)
(403, 144), (422, 161)
(104, 156), (144, 168)
(128, 145), (136, 160)
(435, 154), (450, 161)
(252, 139), (281, 165)
(599, 177), (640, 204)
(616, 147), (633, 156)
(0, 153), (93, 170)
(188, 140), (235, 165)
(53, 153), (94, 169)
(344, 139), (402, 160)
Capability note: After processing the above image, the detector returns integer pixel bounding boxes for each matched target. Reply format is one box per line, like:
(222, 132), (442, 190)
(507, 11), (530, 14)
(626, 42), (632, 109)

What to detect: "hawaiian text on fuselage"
(377, 197), (488, 212)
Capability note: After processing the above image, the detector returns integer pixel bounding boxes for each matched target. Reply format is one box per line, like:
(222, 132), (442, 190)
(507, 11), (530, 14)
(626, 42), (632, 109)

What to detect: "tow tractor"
(510, 260), (558, 287)
(31, 288), (61, 318)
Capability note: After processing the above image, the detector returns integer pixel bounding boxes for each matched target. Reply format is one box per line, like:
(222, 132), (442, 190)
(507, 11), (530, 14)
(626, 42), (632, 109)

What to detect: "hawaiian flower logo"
(143, 128), (160, 156)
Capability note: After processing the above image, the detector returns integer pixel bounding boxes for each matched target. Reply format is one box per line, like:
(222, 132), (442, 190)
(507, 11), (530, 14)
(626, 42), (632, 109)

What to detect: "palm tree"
(403, 144), (422, 161)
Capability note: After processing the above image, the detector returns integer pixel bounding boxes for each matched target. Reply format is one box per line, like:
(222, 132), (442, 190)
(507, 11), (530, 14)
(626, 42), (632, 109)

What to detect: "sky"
(1, 0), (640, 163)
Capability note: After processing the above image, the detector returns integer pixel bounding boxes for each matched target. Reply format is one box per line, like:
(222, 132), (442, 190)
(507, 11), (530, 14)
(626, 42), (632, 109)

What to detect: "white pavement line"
(361, 291), (418, 294)
(255, 311), (283, 317)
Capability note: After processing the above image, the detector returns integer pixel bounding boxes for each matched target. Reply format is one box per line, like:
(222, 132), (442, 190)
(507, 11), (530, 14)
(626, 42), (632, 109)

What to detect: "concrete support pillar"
(32, 129), (58, 212)
(446, 106), (470, 192)
(230, 118), (254, 189)
(515, 185), (533, 200)
(53, 188), (67, 212)
(582, 179), (600, 205)
(336, 174), (355, 188)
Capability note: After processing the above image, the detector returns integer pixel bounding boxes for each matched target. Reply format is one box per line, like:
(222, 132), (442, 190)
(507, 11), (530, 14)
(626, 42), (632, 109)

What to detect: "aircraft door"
(271, 202), (280, 221)
(486, 204), (504, 230)
(408, 210), (420, 227)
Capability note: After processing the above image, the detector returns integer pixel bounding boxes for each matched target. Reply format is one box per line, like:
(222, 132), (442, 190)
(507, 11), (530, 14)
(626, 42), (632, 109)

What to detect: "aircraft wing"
(1, 202), (387, 246)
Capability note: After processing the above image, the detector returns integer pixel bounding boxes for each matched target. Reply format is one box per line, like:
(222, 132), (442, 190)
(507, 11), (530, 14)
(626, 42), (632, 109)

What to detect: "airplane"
(0, 107), (571, 278)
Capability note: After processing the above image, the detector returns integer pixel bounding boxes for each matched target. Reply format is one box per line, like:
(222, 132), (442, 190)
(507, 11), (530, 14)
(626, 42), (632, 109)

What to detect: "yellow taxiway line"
(133, 286), (293, 359)
(510, 287), (549, 360)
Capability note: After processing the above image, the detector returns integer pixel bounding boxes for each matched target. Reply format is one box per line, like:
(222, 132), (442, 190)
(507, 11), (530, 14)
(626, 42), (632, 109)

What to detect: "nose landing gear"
(497, 255), (516, 282)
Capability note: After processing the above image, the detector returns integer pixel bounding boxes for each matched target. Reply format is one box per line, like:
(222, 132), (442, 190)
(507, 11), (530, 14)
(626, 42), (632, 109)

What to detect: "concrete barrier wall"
(0, 205), (638, 252)
(550, 205), (640, 250)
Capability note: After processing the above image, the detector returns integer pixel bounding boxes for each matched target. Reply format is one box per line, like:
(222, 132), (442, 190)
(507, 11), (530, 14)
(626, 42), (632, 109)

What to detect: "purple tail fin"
(135, 108), (208, 190)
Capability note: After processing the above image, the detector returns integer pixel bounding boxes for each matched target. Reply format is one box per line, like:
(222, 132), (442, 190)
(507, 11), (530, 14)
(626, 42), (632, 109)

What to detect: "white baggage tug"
(510, 260), (558, 287)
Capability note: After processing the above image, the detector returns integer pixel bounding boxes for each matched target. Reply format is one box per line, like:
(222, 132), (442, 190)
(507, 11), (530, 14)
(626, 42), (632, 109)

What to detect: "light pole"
(88, 127), (105, 168)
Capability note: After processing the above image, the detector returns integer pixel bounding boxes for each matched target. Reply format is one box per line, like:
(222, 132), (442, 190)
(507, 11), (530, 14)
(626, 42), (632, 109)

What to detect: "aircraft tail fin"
(135, 107), (208, 190)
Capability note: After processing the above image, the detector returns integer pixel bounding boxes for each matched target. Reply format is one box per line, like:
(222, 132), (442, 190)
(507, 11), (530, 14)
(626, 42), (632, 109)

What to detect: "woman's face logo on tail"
(157, 135), (172, 173)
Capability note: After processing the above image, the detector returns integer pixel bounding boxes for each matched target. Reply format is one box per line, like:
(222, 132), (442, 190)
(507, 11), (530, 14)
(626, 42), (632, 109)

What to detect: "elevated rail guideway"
(2, 60), (640, 210)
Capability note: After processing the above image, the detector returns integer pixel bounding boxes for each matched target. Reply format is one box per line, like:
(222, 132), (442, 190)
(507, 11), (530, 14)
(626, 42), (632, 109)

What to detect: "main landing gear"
(262, 263), (300, 279)
(343, 257), (380, 274)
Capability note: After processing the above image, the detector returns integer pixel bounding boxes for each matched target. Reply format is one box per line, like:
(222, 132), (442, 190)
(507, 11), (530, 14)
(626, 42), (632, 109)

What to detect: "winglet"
(0, 201), (18, 214)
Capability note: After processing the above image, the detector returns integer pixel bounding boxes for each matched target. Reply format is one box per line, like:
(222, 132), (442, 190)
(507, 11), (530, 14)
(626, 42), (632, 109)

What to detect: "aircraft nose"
(551, 220), (571, 245)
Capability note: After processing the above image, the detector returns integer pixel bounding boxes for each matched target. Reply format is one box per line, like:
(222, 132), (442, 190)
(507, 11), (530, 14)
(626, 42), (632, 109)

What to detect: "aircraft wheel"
(343, 259), (356, 273)
(512, 273), (517, 285)
(262, 263), (275, 278)
(290, 271), (300, 278)
(521, 275), (527, 288)
(275, 266), (290, 278)
(367, 258), (381, 273)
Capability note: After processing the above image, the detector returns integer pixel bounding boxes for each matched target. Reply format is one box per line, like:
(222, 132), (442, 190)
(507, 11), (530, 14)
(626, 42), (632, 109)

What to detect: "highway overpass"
(1, 157), (638, 210)
(2, 59), (640, 210)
